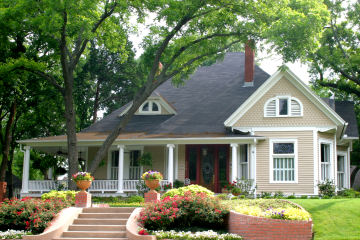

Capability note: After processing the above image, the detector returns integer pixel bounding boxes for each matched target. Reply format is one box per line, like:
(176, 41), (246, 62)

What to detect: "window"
(270, 140), (297, 183)
(264, 96), (302, 117)
(140, 101), (161, 114)
(321, 143), (331, 181)
(238, 145), (248, 179)
(110, 150), (141, 180)
(337, 155), (345, 189)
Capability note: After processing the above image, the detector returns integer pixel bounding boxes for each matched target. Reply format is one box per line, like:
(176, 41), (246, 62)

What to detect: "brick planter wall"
(228, 210), (313, 240)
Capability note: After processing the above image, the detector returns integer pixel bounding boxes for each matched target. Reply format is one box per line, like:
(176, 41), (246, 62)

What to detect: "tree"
(87, 0), (330, 172)
(308, 0), (360, 99)
(2, 0), (330, 187)
(74, 40), (139, 130)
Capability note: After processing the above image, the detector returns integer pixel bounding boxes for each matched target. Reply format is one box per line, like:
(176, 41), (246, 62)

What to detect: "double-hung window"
(337, 155), (345, 189)
(238, 145), (248, 179)
(271, 140), (297, 183)
(320, 143), (331, 181)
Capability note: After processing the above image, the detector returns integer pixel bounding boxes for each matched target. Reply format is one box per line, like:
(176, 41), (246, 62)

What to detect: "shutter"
(265, 99), (276, 117)
(291, 99), (301, 116)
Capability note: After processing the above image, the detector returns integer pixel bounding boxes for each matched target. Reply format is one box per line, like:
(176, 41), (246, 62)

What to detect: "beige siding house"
(18, 51), (358, 196)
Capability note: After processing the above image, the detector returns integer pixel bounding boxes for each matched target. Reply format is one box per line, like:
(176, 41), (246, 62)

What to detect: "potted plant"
(231, 187), (242, 196)
(141, 170), (163, 193)
(72, 172), (94, 192)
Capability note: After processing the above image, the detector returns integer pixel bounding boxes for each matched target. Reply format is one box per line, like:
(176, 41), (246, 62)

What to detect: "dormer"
(117, 92), (176, 116)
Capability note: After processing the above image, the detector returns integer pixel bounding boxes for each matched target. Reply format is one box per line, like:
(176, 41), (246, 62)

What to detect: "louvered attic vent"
(264, 96), (303, 117)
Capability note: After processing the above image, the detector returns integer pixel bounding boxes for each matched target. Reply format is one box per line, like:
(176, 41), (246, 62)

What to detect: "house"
(18, 48), (358, 197)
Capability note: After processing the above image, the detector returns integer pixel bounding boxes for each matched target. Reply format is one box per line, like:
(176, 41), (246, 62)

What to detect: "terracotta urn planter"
(145, 179), (160, 193)
(0, 181), (6, 202)
(76, 180), (92, 192)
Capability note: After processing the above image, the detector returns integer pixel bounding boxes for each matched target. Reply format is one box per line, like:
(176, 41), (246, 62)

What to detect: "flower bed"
(139, 191), (228, 231)
(0, 197), (71, 234)
(0, 230), (31, 239)
(153, 230), (242, 240)
(228, 199), (312, 240)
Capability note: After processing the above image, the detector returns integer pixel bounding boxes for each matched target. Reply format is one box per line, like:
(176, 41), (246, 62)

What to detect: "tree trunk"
(92, 79), (100, 123)
(0, 101), (16, 182)
(7, 147), (14, 198)
(88, 87), (153, 173)
(63, 72), (79, 190)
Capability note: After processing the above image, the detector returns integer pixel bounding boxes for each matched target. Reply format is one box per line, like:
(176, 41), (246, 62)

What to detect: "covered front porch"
(19, 136), (264, 197)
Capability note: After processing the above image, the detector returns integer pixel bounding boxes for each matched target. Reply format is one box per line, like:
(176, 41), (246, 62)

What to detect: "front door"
(186, 145), (229, 192)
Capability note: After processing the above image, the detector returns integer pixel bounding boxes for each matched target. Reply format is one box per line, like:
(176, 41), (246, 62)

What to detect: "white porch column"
(21, 146), (31, 194)
(117, 145), (125, 193)
(231, 143), (238, 182)
(167, 144), (175, 184)
(250, 142), (257, 196)
(47, 168), (53, 180)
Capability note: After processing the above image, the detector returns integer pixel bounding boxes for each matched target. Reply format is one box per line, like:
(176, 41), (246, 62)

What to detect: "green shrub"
(287, 194), (296, 199)
(273, 191), (284, 198)
(215, 194), (229, 200)
(310, 196), (319, 199)
(41, 190), (78, 204)
(259, 192), (272, 198)
(162, 185), (214, 199)
(173, 179), (185, 188)
(126, 195), (144, 203)
(140, 191), (228, 231)
(318, 180), (336, 197)
(299, 195), (308, 199)
(337, 188), (360, 198)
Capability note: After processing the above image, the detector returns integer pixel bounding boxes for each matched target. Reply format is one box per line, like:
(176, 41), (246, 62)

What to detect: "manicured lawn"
(290, 199), (360, 240)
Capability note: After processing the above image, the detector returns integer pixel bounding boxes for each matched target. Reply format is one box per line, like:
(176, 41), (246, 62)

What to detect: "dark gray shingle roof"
(82, 52), (269, 135)
(334, 100), (359, 138)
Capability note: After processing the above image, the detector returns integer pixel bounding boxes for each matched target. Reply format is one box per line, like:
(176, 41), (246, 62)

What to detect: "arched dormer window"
(264, 96), (303, 117)
(139, 101), (161, 114)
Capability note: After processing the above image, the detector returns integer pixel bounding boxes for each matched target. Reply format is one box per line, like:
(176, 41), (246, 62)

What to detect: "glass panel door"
(200, 147), (215, 192)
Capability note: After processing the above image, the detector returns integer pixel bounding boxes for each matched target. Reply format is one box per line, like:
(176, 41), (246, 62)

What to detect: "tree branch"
(20, 67), (65, 94)
(163, 39), (242, 81)
(71, 2), (118, 69)
(318, 80), (360, 98)
(163, 32), (242, 73)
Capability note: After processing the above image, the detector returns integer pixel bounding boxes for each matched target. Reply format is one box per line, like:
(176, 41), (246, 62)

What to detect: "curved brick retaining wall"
(228, 206), (313, 240)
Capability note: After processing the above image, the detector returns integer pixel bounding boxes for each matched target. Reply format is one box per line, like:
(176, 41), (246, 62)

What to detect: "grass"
(290, 199), (360, 240)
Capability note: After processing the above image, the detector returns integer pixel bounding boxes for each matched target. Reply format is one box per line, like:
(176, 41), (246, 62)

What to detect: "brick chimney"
(244, 41), (255, 87)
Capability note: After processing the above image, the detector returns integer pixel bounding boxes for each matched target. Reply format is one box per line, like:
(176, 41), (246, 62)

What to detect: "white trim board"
(224, 68), (346, 127)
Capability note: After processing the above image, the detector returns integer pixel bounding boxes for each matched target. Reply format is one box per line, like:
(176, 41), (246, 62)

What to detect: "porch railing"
(28, 179), (170, 193)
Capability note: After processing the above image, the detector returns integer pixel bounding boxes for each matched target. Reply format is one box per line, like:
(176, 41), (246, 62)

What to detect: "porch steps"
(53, 207), (135, 240)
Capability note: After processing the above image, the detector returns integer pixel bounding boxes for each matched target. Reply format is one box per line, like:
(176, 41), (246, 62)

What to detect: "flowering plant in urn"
(141, 170), (163, 180)
(72, 172), (94, 182)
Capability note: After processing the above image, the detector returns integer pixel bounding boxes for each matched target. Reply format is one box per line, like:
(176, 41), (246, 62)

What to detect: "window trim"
(139, 101), (161, 114)
(337, 151), (347, 189)
(269, 138), (298, 184)
(264, 96), (303, 118)
(318, 138), (334, 183)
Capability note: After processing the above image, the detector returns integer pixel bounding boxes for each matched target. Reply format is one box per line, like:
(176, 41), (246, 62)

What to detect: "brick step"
(68, 225), (126, 231)
(62, 231), (126, 238)
(78, 213), (131, 219)
(82, 208), (135, 213)
(73, 219), (127, 225)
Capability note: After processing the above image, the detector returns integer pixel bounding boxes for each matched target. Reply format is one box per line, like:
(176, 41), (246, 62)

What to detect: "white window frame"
(139, 101), (161, 114)
(238, 144), (249, 179)
(337, 151), (347, 189)
(264, 96), (303, 118)
(319, 139), (334, 182)
(107, 146), (144, 180)
(269, 139), (298, 183)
